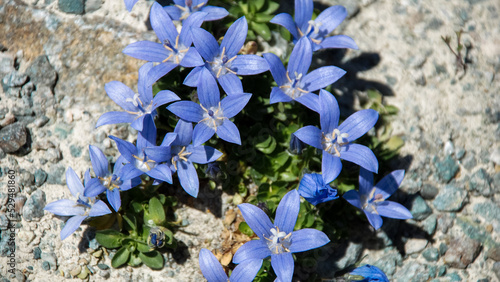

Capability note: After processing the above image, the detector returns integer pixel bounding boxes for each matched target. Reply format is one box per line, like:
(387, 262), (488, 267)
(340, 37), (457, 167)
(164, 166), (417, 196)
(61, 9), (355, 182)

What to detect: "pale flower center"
(265, 227), (292, 255)
(125, 93), (154, 116)
(321, 129), (349, 157)
(280, 71), (308, 99)
(209, 47), (237, 78)
(199, 102), (226, 131)
(133, 152), (157, 172)
(361, 188), (385, 214)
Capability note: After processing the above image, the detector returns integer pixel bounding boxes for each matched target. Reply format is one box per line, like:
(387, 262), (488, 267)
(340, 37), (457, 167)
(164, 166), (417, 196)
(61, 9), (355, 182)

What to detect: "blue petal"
(217, 120), (241, 145)
(60, 215), (87, 240)
(322, 151), (342, 184)
(270, 87), (293, 104)
(188, 145), (222, 164)
(44, 199), (86, 217)
(218, 73), (244, 95)
(104, 81), (137, 112)
(233, 240), (271, 263)
(150, 2), (178, 43)
(294, 0), (313, 31)
(238, 203), (274, 240)
(120, 163), (144, 180)
(315, 6), (347, 35)
(319, 89), (340, 134)
(167, 101), (204, 122)
(161, 132), (176, 148)
(338, 109), (378, 141)
(144, 147), (170, 163)
(138, 62), (154, 103)
(179, 47), (204, 67)
(293, 126), (322, 149)
(147, 62), (178, 86)
(89, 145), (109, 178)
(89, 200), (112, 217)
(350, 265), (389, 282)
(130, 115), (146, 132)
(137, 115), (156, 148)
(271, 253), (294, 282)
(301, 66), (346, 92)
(124, 0), (138, 12)
(298, 174), (320, 198)
(231, 55), (269, 75)
(192, 123), (216, 147)
(199, 249), (228, 282)
(120, 178), (141, 191)
(201, 6), (229, 21)
(147, 164), (173, 184)
(374, 169), (405, 200)
(179, 12), (207, 46)
(151, 90), (180, 111)
(183, 66), (204, 87)
(288, 229), (330, 253)
(123, 41), (168, 62)
(320, 35), (358, 50)
(198, 67), (220, 108)
(66, 167), (84, 198)
(275, 190), (300, 233)
(163, 5), (181, 21)
(287, 37), (312, 77)
(263, 53), (287, 86)
(341, 144), (378, 173)
(107, 188), (121, 212)
(230, 259), (262, 282)
(364, 210), (383, 230)
(221, 17), (247, 58)
(96, 111), (136, 128)
(342, 190), (362, 210)
(109, 136), (137, 163)
(270, 13), (299, 39)
(376, 201), (413, 220)
(177, 161), (199, 197)
(221, 93), (251, 118)
(84, 178), (106, 197)
(359, 167), (374, 197)
(173, 119), (193, 146)
(191, 27), (219, 61)
(295, 93), (319, 112)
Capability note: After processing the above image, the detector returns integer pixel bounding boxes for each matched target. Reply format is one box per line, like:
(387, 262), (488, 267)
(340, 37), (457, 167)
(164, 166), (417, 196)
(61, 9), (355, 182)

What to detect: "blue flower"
(298, 173), (338, 206)
(164, 0), (228, 22)
(199, 248), (262, 282)
(84, 146), (141, 212)
(123, 0), (138, 12)
(96, 62), (180, 131)
(168, 119), (222, 197)
(168, 67), (252, 146)
(44, 168), (112, 240)
(185, 17), (269, 94)
(270, 0), (358, 51)
(233, 190), (330, 282)
(294, 89), (379, 184)
(109, 116), (176, 184)
(123, 3), (207, 85)
(349, 264), (389, 282)
(264, 37), (346, 112)
(343, 168), (413, 230)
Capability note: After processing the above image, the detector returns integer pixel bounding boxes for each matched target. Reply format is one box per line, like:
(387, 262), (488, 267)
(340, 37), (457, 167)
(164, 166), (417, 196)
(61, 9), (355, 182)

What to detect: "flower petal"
(192, 123), (216, 147)
(200, 6), (229, 21)
(364, 210), (383, 230)
(109, 136), (137, 163)
(177, 161), (199, 197)
(238, 203), (274, 240)
(89, 145), (109, 178)
(138, 62), (154, 102)
(231, 55), (269, 75)
(84, 178), (106, 198)
(338, 109), (378, 142)
(275, 190), (300, 233)
(341, 144), (378, 173)
(66, 167), (84, 197)
(233, 240), (271, 263)
(376, 201), (413, 220)
(96, 111), (136, 128)
(147, 164), (173, 184)
(144, 147), (170, 163)
(60, 215), (87, 240)
(221, 17), (247, 58)
(173, 119), (193, 146)
(301, 66), (346, 92)
(179, 12), (207, 46)
(320, 35), (358, 50)
(191, 27), (219, 61)
(217, 120), (241, 145)
(319, 89), (340, 135)
(199, 249), (228, 282)
(287, 37), (312, 77)
(188, 145), (222, 164)
(271, 253), (294, 282)
(218, 73), (244, 95)
(270, 13), (299, 39)
(107, 189), (121, 212)
(343, 190), (362, 210)
(44, 199), (86, 217)
(167, 101), (204, 122)
(183, 65), (204, 87)
(221, 93), (251, 118)
(198, 67), (220, 108)
(359, 167), (374, 196)
(124, 0), (138, 12)
(322, 151), (342, 184)
(147, 62), (178, 86)
(150, 2), (178, 43)
(123, 41), (168, 62)
(350, 265), (389, 282)
(119, 163), (144, 180)
(374, 170), (405, 200)
(294, 0), (313, 31)
(151, 90), (180, 111)
(270, 87), (293, 104)
(104, 81), (137, 112)
(293, 125), (322, 149)
(315, 5), (347, 35)
(88, 200), (112, 217)
(230, 259), (263, 282)
(163, 5), (181, 21)
(263, 52), (287, 86)
(288, 229), (330, 253)
(136, 115), (156, 148)
(179, 47), (205, 67)
(295, 92), (319, 113)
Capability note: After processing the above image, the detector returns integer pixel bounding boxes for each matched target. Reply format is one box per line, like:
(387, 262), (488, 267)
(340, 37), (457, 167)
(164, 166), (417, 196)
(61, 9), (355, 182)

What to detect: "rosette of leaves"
(226, 0), (279, 41)
(95, 196), (175, 270)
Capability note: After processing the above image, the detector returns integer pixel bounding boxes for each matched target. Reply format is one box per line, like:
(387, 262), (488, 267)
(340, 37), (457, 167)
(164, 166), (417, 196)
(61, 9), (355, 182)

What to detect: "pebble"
(393, 262), (431, 282)
(69, 144), (82, 157)
(18, 230), (35, 244)
(317, 240), (363, 276)
(34, 116), (50, 128)
(406, 54), (427, 69)
(367, 250), (402, 276)
(85, 0), (102, 12)
(462, 153), (477, 171)
(447, 272), (462, 281)
(469, 168), (492, 196)
(421, 214), (437, 236)
(493, 262), (500, 280)
(444, 140), (455, 156)
(25, 55), (58, 90)
(99, 269), (110, 279)
(473, 201), (500, 232)
(69, 265), (81, 277)
(0, 52), (15, 74)
(438, 265), (447, 276)
(420, 184), (439, 199)
(432, 185), (467, 211)
(0, 213), (9, 229)
(437, 214), (454, 233)
(408, 195), (432, 220)
(0, 112), (15, 127)
(422, 247), (439, 262)
(490, 147), (500, 166)
(46, 147), (62, 163)
(42, 261), (50, 271)
(0, 122), (28, 153)
(22, 189), (46, 221)
(412, 70), (426, 86)
(34, 169), (48, 187)
(1, 71), (28, 90)
(33, 247), (41, 259)
(443, 237), (481, 269)
(405, 238), (428, 255)
(487, 246), (500, 261)
(433, 155), (459, 183)
(97, 264), (109, 270)
(58, 0), (85, 14)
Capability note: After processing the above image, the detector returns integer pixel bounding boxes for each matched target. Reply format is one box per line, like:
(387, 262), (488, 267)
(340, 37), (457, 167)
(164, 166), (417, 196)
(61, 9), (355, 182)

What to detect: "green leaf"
(263, 1), (279, 14)
(95, 230), (124, 249)
(139, 251), (164, 270)
(250, 21), (272, 41)
(238, 222), (254, 237)
(131, 201), (143, 213)
(122, 214), (137, 232)
(383, 135), (404, 152)
(253, 0), (265, 11)
(149, 197), (166, 225)
(136, 241), (150, 253)
(255, 135), (277, 154)
(128, 251), (142, 267)
(111, 246), (131, 268)
(254, 13), (274, 23)
(271, 151), (289, 169)
(279, 172), (298, 182)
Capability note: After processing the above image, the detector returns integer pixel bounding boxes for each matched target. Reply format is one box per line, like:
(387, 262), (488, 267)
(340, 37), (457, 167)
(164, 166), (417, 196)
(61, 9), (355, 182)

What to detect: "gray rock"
(433, 185), (467, 211)
(58, 0), (85, 15)
(42, 261), (50, 271)
(46, 165), (66, 185)
(46, 147), (62, 163)
(22, 189), (46, 221)
(462, 153), (477, 171)
(425, 17), (443, 30)
(493, 262), (500, 280)
(366, 249), (402, 276)
(422, 247), (439, 262)
(469, 168), (492, 196)
(41, 252), (57, 270)
(437, 214), (454, 233)
(405, 238), (428, 255)
(455, 148), (466, 160)
(439, 242), (448, 255)
(0, 122), (28, 153)
(473, 201), (500, 232)
(433, 155), (459, 183)
(33, 247), (41, 259)
(25, 56), (58, 90)
(0, 53), (15, 74)
(443, 237), (481, 269)
(69, 144), (82, 157)
(437, 265), (447, 276)
(407, 54), (427, 69)
(34, 169), (48, 187)
(420, 184), (439, 199)
(446, 272), (462, 281)
(490, 147), (500, 166)
(408, 195), (432, 220)
(1, 71), (28, 91)
(85, 0), (102, 13)
(31, 86), (55, 116)
(487, 246), (500, 262)
(421, 214), (437, 235)
(393, 262), (431, 282)
(34, 116), (50, 128)
(455, 217), (498, 248)
(0, 213), (9, 230)
(494, 172), (500, 193)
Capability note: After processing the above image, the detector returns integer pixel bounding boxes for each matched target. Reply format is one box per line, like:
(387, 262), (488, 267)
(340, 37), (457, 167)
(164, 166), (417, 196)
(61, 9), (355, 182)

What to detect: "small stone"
(434, 155), (459, 183)
(42, 261), (50, 271)
(94, 131), (106, 143)
(447, 272), (462, 281)
(97, 264), (109, 270)
(422, 247), (439, 262)
(421, 214), (437, 236)
(0, 122), (28, 153)
(22, 190), (46, 221)
(88, 238), (100, 250)
(69, 145), (82, 158)
(407, 54), (427, 69)
(1, 71), (28, 91)
(462, 153), (477, 171)
(455, 149), (466, 160)
(34, 116), (50, 128)
(487, 246), (500, 261)
(421, 184), (439, 199)
(33, 247), (41, 259)
(58, 0), (85, 15)
(412, 70), (426, 86)
(393, 263), (431, 282)
(98, 269), (110, 279)
(473, 201), (500, 232)
(405, 238), (428, 254)
(34, 169), (47, 187)
(437, 214), (454, 233)
(408, 195), (432, 220)
(0, 53), (15, 74)
(433, 185), (467, 212)
(69, 265), (81, 277)
(41, 252), (58, 269)
(437, 265), (447, 276)
(444, 140), (454, 156)
(18, 230), (35, 244)
(46, 165), (66, 185)
(385, 75), (397, 86)
(0, 112), (15, 127)
(443, 237), (481, 269)
(490, 147), (500, 166)
(85, 0), (102, 13)
(46, 147), (62, 163)
(469, 168), (492, 196)
(493, 262), (500, 280)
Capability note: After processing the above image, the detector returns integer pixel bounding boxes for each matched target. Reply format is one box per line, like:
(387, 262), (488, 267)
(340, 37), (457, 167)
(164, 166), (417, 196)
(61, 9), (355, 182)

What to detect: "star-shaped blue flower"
(164, 0), (229, 22)
(44, 168), (112, 240)
(84, 146), (141, 212)
(123, 3), (207, 85)
(96, 62), (180, 131)
(298, 173), (338, 206)
(168, 119), (222, 197)
(264, 37), (346, 112)
(294, 89), (379, 184)
(343, 168), (413, 230)
(233, 190), (330, 282)
(199, 248), (262, 282)
(123, 0), (138, 12)
(184, 17), (269, 94)
(168, 67), (252, 146)
(349, 264), (389, 282)
(270, 0), (358, 51)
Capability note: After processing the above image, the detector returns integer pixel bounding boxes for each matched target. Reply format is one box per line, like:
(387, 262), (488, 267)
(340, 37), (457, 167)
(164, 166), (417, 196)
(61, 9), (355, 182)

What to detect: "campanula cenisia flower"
(168, 119), (222, 197)
(123, 3), (206, 85)
(44, 168), (112, 240)
(84, 146), (141, 212)
(199, 248), (262, 282)
(270, 0), (358, 51)
(168, 67), (252, 146)
(164, 0), (228, 22)
(294, 89), (379, 184)
(96, 62), (180, 131)
(184, 17), (269, 94)
(123, 0), (138, 12)
(264, 37), (346, 112)
(233, 190), (330, 282)
(349, 264), (390, 282)
(343, 168), (413, 230)
(298, 173), (338, 205)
